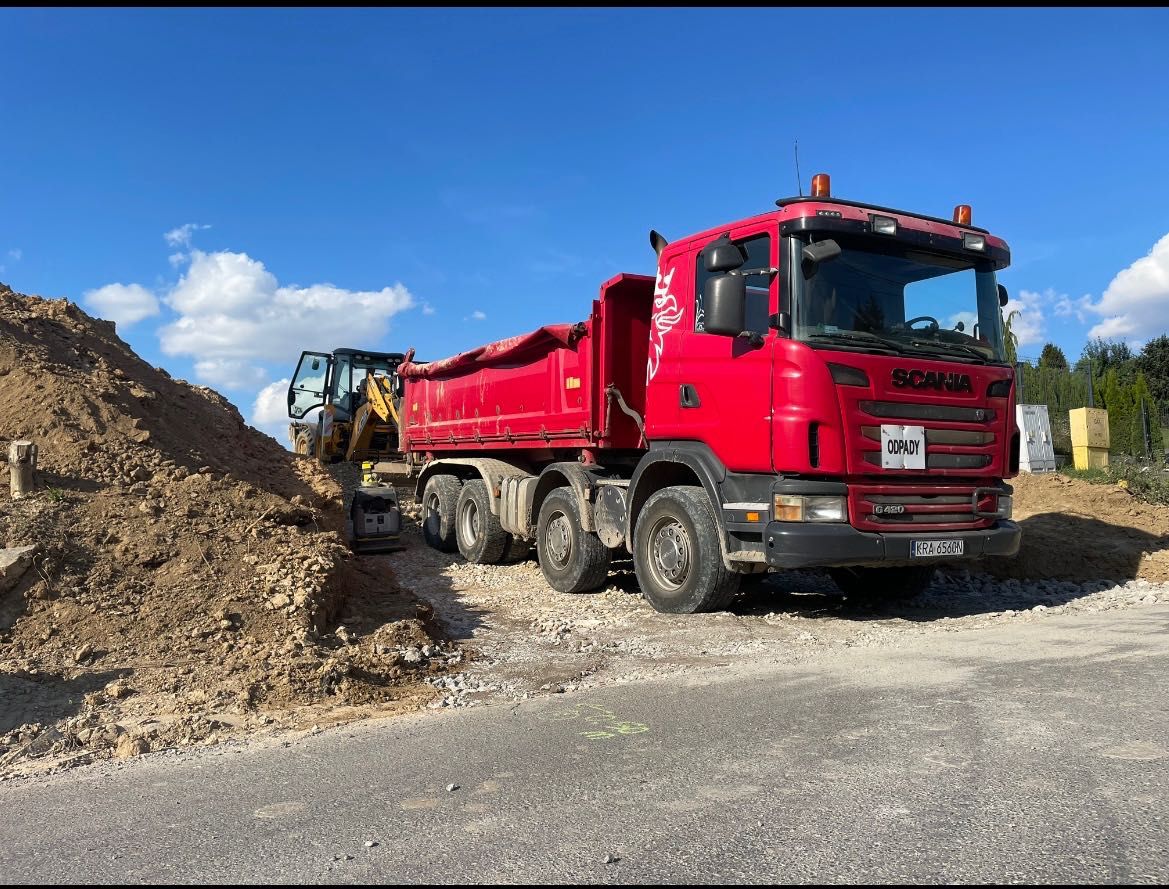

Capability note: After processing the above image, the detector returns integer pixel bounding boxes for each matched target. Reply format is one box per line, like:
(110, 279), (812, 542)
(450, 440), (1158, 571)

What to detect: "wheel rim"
(647, 515), (691, 591)
(545, 511), (572, 569)
(424, 491), (440, 526)
(459, 498), (480, 546)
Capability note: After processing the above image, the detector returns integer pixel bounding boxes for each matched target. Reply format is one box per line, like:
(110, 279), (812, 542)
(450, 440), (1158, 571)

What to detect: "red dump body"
(399, 274), (654, 455)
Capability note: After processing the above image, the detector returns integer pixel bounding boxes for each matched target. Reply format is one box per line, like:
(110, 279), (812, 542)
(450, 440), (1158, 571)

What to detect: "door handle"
(680, 384), (701, 408)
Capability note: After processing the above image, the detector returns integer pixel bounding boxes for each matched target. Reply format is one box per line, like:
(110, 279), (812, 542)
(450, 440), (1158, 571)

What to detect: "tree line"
(1006, 325), (1169, 459)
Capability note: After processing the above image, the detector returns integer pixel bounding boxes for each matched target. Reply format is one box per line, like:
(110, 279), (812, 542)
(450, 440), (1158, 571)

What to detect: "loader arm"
(344, 373), (401, 463)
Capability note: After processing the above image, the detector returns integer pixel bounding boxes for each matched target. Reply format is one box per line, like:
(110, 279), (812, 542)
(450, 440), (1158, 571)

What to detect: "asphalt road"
(2, 606), (1168, 884)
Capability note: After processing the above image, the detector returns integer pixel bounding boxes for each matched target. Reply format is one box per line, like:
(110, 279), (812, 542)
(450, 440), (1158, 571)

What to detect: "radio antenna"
(794, 140), (803, 197)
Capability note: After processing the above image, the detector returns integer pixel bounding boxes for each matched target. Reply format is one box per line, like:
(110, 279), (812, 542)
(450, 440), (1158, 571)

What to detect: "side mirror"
(311, 358), (321, 370)
(703, 235), (747, 273)
(998, 284), (1009, 307)
(287, 391), (295, 406)
(800, 239), (842, 279)
(703, 274), (747, 336)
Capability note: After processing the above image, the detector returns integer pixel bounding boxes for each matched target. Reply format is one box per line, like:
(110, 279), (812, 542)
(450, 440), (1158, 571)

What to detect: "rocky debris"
(0, 544), (36, 593)
(0, 285), (447, 778)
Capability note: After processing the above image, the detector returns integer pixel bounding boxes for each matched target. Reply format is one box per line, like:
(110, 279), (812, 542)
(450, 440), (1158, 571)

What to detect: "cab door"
(648, 223), (777, 473)
(287, 351), (333, 420)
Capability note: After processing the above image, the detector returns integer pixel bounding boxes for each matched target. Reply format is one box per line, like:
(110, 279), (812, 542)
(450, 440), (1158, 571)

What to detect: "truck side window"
(695, 234), (772, 335)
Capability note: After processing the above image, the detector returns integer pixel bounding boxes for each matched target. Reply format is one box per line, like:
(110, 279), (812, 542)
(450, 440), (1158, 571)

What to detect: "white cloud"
(1003, 289), (1047, 346)
(164, 223), (211, 248)
(83, 283), (161, 327)
(7, 248), (21, 261)
(250, 378), (295, 443)
(194, 359), (269, 391)
(1087, 232), (1169, 340)
(168, 251), (187, 268)
(466, 309), (486, 321)
(252, 378), (291, 425)
(156, 249), (414, 385)
(422, 302), (436, 315)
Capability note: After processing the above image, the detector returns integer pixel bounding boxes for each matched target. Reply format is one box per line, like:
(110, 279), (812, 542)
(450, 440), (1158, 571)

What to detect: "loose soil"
(0, 287), (445, 778)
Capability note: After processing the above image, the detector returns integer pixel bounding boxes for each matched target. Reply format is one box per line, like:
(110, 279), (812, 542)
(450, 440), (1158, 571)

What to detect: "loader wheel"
(293, 430), (315, 456)
(536, 487), (610, 593)
(633, 485), (740, 614)
(421, 475), (461, 552)
(828, 565), (936, 602)
(456, 480), (509, 564)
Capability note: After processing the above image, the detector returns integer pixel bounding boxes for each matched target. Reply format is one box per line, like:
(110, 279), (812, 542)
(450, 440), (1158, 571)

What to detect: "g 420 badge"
(891, 368), (972, 392)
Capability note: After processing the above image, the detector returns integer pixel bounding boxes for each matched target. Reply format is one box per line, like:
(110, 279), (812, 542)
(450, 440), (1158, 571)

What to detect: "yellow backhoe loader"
(285, 347), (407, 553)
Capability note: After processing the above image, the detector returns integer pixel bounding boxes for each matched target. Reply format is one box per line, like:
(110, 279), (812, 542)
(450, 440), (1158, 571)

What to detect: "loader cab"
(287, 348), (406, 422)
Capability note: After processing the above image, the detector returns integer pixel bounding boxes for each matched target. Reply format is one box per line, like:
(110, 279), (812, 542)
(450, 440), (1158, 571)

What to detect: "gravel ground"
(381, 488), (1169, 711)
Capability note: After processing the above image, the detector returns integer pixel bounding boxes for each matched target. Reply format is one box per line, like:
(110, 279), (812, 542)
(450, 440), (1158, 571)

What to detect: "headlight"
(773, 494), (847, 523)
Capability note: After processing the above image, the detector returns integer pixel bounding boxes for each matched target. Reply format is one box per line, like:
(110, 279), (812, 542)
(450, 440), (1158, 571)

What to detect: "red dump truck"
(398, 174), (1020, 613)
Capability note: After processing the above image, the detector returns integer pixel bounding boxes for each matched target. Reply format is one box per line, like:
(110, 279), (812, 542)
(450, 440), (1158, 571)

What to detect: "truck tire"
(536, 487), (610, 593)
(828, 565), (936, 602)
(456, 480), (510, 564)
(633, 485), (740, 614)
(422, 475), (461, 552)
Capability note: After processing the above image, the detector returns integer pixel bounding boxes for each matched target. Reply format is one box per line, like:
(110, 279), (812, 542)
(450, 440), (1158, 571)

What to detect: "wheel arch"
(532, 462), (612, 533)
(627, 443), (731, 563)
(415, 457), (531, 515)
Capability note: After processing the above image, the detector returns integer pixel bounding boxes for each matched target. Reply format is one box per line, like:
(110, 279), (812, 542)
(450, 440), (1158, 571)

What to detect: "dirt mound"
(0, 286), (445, 777)
(987, 472), (1169, 582)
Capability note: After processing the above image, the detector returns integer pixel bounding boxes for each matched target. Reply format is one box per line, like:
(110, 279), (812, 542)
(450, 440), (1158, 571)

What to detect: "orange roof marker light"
(953, 204), (972, 226)
(811, 172), (831, 198)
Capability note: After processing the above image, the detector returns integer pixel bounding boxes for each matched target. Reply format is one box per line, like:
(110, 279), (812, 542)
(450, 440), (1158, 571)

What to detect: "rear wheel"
(421, 475), (461, 552)
(536, 488), (610, 593)
(828, 565), (936, 602)
(456, 480), (509, 564)
(633, 485), (740, 614)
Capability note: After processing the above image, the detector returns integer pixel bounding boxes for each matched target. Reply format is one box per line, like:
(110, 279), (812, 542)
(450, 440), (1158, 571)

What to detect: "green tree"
(1075, 337), (1134, 377)
(1102, 368), (1134, 457)
(1038, 342), (1068, 371)
(1136, 334), (1169, 411)
(1130, 372), (1164, 459)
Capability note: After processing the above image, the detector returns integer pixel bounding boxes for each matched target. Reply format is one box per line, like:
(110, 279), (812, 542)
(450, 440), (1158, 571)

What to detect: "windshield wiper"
(805, 331), (908, 355)
(902, 338), (991, 364)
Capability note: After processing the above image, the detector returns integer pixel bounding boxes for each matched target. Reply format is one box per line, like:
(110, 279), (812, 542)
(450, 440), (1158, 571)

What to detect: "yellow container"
(1070, 407), (1110, 449)
(1073, 445), (1109, 470)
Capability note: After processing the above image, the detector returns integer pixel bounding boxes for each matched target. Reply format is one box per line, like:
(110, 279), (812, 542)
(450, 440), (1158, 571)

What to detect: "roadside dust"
(0, 287), (444, 778)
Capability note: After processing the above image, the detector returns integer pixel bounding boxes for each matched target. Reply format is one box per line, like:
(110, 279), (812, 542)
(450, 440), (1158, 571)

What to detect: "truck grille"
(850, 483), (999, 532)
(854, 402), (998, 475)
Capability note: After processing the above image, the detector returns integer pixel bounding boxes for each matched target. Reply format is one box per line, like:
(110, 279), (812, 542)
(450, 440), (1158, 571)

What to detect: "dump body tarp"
(399, 325), (577, 379)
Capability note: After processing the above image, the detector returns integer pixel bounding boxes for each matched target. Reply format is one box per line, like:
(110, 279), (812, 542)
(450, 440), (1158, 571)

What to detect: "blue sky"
(3, 8), (1169, 438)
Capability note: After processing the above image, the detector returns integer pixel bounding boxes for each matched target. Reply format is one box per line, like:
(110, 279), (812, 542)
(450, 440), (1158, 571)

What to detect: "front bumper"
(763, 519), (1021, 569)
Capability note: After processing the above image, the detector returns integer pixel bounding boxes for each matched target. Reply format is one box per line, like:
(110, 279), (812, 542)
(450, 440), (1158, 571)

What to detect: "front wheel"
(828, 565), (936, 602)
(632, 486), (740, 614)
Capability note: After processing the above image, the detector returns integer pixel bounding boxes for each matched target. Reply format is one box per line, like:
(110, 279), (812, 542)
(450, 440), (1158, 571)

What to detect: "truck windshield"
(792, 235), (1007, 364)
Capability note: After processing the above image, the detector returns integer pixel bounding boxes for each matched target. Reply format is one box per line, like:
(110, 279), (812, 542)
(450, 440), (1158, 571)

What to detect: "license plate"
(911, 539), (965, 558)
(881, 424), (926, 470)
